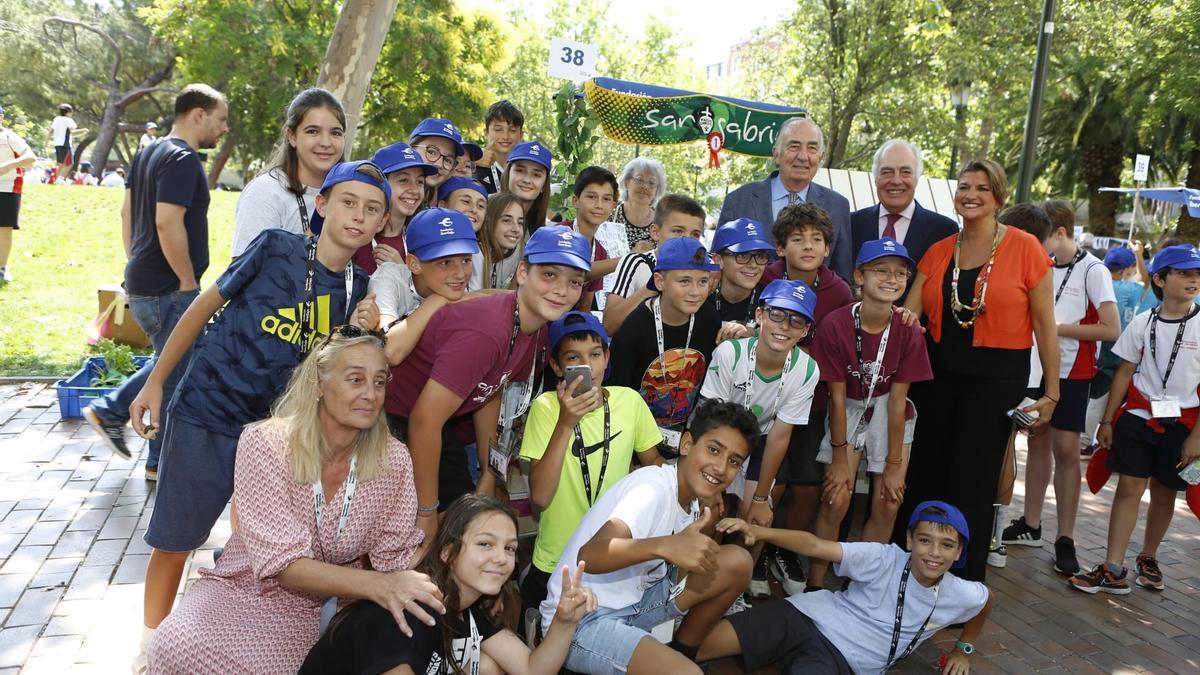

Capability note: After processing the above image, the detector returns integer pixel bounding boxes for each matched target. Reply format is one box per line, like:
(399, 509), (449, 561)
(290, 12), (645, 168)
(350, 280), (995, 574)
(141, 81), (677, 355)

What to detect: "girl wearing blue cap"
(409, 117), (466, 190)
(352, 141), (440, 276)
(808, 238), (933, 591)
(502, 140), (552, 234)
(704, 501), (993, 675)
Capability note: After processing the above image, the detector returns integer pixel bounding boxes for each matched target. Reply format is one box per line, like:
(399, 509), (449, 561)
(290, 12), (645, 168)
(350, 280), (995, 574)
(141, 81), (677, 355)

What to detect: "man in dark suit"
(851, 139), (959, 298)
(719, 118), (853, 282)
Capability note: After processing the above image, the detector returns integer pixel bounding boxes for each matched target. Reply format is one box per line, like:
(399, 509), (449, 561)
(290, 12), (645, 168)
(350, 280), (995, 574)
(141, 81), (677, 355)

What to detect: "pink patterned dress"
(148, 422), (422, 674)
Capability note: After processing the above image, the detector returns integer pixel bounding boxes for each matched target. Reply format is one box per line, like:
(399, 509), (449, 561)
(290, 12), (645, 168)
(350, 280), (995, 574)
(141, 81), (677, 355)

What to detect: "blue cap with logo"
(408, 117), (465, 156)
(759, 279), (816, 323)
(463, 142), (484, 162)
(712, 218), (774, 255)
(437, 176), (488, 202)
(405, 208), (480, 261)
(856, 237), (915, 267)
(1103, 246), (1137, 271)
(508, 140), (552, 171)
(310, 160), (392, 236)
(907, 500), (971, 570)
(371, 141), (437, 177)
(550, 310), (610, 352)
(654, 237), (720, 273)
(523, 225), (591, 271)
(1149, 244), (1200, 275)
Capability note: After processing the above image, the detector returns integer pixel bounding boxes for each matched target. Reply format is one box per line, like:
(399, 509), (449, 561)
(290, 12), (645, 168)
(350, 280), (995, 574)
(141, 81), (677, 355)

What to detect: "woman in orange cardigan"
(896, 159), (1059, 581)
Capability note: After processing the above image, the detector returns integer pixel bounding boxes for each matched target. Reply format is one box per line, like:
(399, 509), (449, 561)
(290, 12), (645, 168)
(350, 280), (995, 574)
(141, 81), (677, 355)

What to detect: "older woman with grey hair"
(610, 156), (666, 252)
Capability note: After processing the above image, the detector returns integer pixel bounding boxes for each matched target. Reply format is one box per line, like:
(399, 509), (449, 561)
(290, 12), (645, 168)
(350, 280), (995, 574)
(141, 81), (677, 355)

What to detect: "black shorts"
(1108, 413), (1189, 491)
(1029, 378), (1090, 432)
(386, 413), (475, 511)
(54, 145), (71, 163)
(777, 407), (827, 485)
(726, 598), (853, 674)
(0, 192), (19, 229)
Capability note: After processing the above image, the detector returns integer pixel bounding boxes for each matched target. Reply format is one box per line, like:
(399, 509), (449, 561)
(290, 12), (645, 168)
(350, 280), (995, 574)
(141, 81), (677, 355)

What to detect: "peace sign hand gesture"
(553, 562), (598, 625)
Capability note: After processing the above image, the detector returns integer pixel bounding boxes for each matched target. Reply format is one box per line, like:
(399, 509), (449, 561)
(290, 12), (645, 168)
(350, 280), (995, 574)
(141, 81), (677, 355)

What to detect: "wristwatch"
(955, 641), (975, 655)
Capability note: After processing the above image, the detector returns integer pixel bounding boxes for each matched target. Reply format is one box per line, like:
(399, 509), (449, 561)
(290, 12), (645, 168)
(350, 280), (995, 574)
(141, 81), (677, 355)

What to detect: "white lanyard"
(653, 297), (694, 382)
(743, 338), (793, 422)
(451, 609), (482, 675)
(851, 303), (892, 446)
(313, 454), (358, 633)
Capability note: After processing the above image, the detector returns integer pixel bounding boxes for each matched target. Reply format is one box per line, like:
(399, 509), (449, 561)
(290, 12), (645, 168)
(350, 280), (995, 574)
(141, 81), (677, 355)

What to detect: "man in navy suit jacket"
(851, 140), (959, 299)
(719, 118), (853, 282)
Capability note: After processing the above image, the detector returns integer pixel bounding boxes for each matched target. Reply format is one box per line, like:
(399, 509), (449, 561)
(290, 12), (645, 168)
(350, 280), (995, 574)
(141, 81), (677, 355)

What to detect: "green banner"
(585, 78), (807, 158)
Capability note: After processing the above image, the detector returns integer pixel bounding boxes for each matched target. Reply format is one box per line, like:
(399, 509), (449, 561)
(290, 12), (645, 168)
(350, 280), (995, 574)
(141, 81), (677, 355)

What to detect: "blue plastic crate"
(56, 356), (152, 419)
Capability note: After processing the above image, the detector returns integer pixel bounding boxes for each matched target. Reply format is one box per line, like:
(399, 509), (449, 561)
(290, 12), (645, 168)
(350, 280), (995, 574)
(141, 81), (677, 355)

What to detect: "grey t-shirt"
(231, 169), (318, 257)
(369, 261), (423, 322)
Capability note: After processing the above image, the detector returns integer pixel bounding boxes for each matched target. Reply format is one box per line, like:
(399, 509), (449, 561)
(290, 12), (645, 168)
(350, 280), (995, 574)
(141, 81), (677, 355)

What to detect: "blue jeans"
(90, 288), (198, 469)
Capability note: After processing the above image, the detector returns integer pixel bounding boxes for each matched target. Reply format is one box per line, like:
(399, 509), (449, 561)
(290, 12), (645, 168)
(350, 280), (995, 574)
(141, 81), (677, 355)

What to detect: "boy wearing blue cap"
(437, 175), (487, 229)
(125, 160), (389, 649)
(386, 225), (593, 542)
(352, 141), (438, 275)
(518, 310), (665, 616)
(808, 238), (933, 591)
(1070, 244), (1200, 594)
(369, 207), (478, 330)
(409, 117), (465, 189)
(706, 218), (774, 330)
(703, 500), (993, 675)
(609, 236), (722, 455)
(1000, 201), (1119, 576)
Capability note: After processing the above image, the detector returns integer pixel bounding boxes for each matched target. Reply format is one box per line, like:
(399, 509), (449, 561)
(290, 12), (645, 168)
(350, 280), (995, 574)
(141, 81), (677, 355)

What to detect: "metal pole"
(1015, 0), (1057, 204)
(949, 106), (965, 179)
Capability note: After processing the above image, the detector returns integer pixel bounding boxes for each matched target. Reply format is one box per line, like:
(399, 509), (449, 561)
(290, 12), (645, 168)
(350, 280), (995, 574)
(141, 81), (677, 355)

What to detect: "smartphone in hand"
(563, 365), (593, 397)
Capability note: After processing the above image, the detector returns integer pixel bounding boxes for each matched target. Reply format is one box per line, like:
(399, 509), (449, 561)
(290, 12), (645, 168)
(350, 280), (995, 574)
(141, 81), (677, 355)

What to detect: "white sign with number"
(1134, 154), (1150, 182)
(547, 37), (598, 81)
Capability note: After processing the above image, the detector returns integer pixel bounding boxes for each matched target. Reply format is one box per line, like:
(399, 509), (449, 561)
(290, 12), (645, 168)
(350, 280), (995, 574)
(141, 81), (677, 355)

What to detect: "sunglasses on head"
(317, 324), (386, 351)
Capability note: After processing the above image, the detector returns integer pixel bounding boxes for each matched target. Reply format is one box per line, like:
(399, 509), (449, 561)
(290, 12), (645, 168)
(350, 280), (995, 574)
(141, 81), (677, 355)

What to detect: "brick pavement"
(0, 381), (1198, 673)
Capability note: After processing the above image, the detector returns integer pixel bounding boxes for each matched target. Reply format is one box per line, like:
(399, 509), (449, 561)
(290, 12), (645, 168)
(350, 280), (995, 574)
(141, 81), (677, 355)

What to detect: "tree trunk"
(1175, 124), (1200, 244)
(316, 0), (400, 156)
(1082, 141), (1123, 236)
(207, 134), (235, 190)
(88, 90), (124, 173)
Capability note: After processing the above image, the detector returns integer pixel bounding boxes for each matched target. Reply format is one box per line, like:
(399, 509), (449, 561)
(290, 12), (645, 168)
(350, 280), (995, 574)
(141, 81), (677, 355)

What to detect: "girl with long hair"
(500, 140), (551, 235)
(302, 494), (596, 675)
(474, 193), (526, 290)
(231, 87), (346, 256)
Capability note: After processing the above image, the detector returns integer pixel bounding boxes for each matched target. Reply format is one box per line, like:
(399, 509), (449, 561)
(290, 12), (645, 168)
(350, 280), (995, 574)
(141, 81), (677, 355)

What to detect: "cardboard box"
(96, 285), (151, 348)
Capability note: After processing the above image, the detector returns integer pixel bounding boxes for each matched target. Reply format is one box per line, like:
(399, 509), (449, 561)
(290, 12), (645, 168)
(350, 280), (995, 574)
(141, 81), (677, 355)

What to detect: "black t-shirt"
(125, 137), (210, 296)
(473, 164), (502, 195)
(608, 300), (720, 428)
(300, 601), (500, 675)
(929, 264), (1030, 380)
(705, 285), (762, 326)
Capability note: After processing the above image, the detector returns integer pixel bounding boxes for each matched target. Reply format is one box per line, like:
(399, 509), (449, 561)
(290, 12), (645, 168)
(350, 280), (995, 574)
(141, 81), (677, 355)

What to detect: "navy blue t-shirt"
(169, 230), (368, 436)
(125, 138), (211, 296)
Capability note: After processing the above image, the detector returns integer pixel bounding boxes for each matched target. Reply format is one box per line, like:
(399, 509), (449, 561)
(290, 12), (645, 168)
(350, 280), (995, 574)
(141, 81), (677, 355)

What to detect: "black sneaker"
(83, 406), (132, 459)
(1053, 536), (1080, 575)
(770, 546), (807, 595)
(1000, 516), (1042, 547)
(747, 547), (771, 597)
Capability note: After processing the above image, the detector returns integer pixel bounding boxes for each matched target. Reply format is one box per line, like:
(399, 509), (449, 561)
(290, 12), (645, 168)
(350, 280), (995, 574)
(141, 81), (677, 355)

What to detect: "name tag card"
(1150, 398), (1182, 419)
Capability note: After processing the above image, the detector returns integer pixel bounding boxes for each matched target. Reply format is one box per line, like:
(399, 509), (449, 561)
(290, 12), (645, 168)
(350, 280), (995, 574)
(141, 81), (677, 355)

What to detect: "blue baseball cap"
(712, 218), (774, 255)
(856, 237), (915, 267)
(405, 208), (480, 261)
(463, 142), (484, 162)
(1149, 244), (1200, 275)
(550, 310), (610, 352)
(523, 225), (591, 271)
(907, 500), (971, 570)
(759, 279), (816, 323)
(1103, 246), (1137, 271)
(408, 118), (465, 156)
(654, 237), (719, 273)
(508, 140), (552, 171)
(437, 176), (488, 202)
(310, 160), (392, 236)
(371, 141), (437, 177)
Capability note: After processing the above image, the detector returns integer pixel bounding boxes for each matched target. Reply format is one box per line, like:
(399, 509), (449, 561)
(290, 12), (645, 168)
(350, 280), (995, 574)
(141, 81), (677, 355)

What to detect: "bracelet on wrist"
(416, 502), (440, 514)
(1099, 419), (1113, 426)
(751, 494), (769, 503)
(830, 440), (849, 449)
(885, 457), (904, 465)
(1045, 394), (1059, 403)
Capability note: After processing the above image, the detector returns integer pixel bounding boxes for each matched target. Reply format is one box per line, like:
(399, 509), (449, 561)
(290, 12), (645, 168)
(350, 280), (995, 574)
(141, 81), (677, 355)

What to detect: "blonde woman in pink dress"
(147, 330), (444, 673)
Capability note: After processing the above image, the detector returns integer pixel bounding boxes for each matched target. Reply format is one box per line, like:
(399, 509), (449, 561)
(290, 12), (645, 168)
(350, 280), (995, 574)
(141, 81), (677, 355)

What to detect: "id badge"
(1150, 398), (1182, 419)
(658, 426), (682, 450)
(488, 439), (513, 478)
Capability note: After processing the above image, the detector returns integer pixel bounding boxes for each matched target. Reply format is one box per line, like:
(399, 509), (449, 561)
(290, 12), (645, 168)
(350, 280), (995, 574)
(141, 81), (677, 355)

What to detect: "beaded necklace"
(949, 224), (1001, 329)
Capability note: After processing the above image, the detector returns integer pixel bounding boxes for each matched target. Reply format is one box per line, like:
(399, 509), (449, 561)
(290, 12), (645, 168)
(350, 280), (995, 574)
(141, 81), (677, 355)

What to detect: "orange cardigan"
(919, 227), (1052, 349)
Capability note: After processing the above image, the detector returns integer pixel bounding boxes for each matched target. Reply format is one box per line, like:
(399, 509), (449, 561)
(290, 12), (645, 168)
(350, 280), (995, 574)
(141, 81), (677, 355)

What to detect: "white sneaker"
(987, 542), (1008, 568)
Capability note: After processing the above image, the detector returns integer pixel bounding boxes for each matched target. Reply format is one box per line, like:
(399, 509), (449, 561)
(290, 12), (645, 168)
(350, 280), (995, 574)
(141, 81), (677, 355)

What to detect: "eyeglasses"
(862, 267), (911, 281)
(317, 324), (386, 350)
(415, 144), (455, 169)
(631, 175), (659, 190)
(763, 307), (809, 329)
(731, 251), (770, 265)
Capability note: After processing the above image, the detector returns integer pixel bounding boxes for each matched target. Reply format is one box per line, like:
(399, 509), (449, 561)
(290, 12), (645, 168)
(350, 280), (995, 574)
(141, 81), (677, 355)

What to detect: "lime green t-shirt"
(519, 386), (663, 573)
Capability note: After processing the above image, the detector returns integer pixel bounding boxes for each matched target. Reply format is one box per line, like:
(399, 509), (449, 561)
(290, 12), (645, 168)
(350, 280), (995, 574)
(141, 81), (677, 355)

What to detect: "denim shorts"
(144, 415), (240, 552)
(564, 567), (686, 674)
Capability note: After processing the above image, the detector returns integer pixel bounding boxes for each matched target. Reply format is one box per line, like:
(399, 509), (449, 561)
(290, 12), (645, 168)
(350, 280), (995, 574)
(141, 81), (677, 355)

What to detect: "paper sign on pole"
(1134, 154), (1150, 182)
(548, 38), (598, 81)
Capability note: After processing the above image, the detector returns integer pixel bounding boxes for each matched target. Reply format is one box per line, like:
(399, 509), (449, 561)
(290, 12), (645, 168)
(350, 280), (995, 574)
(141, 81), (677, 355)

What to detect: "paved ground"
(1, 381), (1198, 673)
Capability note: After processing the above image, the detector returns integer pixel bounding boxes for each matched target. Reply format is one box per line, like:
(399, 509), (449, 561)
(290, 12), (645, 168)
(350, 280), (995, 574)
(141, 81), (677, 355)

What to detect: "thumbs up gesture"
(662, 507), (721, 575)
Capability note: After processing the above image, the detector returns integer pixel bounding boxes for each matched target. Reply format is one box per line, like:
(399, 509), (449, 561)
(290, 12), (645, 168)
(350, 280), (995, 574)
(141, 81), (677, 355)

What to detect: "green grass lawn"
(1, 182), (237, 377)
